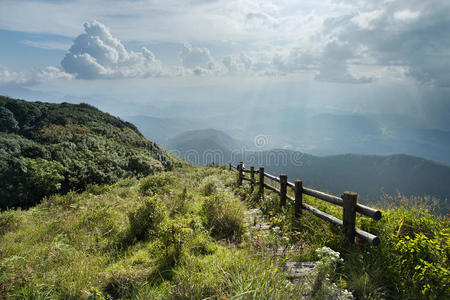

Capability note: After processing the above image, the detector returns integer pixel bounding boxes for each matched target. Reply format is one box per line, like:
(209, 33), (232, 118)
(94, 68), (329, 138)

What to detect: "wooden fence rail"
(229, 162), (381, 246)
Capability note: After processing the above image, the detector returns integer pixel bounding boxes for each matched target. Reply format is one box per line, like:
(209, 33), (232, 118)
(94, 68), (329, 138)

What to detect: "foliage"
(0, 96), (176, 209)
(138, 173), (176, 195)
(127, 196), (166, 241)
(0, 106), (19, 133)
(355, 206), (450, 299)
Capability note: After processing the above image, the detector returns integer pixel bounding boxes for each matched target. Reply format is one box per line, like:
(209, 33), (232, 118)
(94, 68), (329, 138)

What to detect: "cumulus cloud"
(180, 43), (214, 69)
(0, 65), (72, 86)
(179, 43), (230, 76)
(36, 66), (74, 82)
(61, 21), (162, 79)
(222, 54), (253, 73)
(0, 65), (29, 85)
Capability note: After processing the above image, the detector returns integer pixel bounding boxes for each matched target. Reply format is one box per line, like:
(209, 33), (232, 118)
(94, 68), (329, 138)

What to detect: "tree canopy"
(0, 96), (177, 209)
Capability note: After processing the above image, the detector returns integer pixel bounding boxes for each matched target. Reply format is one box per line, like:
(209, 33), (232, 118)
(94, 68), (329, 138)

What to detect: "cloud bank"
(61, 21), (162, 79)
(0, 65), (72, 86)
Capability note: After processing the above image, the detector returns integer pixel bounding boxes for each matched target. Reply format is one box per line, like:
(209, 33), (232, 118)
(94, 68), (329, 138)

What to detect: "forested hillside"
(0, 96), (176, 209)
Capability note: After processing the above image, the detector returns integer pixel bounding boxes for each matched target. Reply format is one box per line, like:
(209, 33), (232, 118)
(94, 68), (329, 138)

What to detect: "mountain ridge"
(165, 128), (449, 214)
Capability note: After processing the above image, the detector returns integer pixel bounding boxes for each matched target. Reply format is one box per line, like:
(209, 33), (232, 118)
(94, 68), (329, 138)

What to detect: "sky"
(0, 0), (449, 130)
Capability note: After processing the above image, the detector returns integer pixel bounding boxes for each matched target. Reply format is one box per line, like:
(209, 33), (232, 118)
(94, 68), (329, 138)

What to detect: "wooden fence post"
(294, 180), (303, 217)
(259, 167), (264, 199)
(229, 163), (231, 171)
(279, 174), (287, 207)
(237, 162), (243, 186)
(250, 166), (255, 192)
(342, 191), (358, 245)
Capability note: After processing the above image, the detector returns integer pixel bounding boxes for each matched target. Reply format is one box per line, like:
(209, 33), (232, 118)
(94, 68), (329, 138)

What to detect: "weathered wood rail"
(230, 162), (381, 246)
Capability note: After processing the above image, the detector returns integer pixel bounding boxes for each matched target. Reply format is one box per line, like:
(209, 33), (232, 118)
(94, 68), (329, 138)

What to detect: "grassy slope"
(0, 165), (448, 299)
(0, 166), (303, 299)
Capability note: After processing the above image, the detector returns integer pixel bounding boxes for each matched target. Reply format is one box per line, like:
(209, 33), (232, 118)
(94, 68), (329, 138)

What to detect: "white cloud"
(0, 65), (72, 86)
(61, 21), (162, 79)
(351, 10), (383, 29)
(36, 66), (74, 81)
(222, 54), (253, 73)
(394, 10), (420, 22)
(0, 65), (29, 85)
(180, 43), (215, 69)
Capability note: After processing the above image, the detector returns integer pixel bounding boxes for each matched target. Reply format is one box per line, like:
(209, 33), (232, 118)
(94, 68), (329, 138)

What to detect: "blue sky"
(0, 0), (449, 129)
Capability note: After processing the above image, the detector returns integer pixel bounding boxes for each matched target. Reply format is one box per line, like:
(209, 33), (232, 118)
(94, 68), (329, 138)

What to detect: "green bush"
(127, 196), (166, 241)
(352, 205), (450, 299)
(159, 218), (194, 267)
(201, 193), (244, 241)
(138, 173), (176, 195)
(0, 210), (22, 235)
(85, 183), (112, 195)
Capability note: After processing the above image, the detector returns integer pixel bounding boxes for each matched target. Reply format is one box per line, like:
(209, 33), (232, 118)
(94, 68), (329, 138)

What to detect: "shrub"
(201, 193), (245, 241)
(86, 183), (112, 195)
(138, 173), (176, 195)
(127, 196), (166, 241)
(0, 210), (22, 235)
(159, 218), (194, 267)
(353, 205), (450, 299)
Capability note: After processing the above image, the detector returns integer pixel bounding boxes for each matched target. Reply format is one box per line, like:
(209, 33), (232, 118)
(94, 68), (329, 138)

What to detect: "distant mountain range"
(126, 112), (450, 165)
(123, 115), (206, 147)
(163, 128), (449, 214)
(237, 151), (449, 214)
(167, 128), (242, 166)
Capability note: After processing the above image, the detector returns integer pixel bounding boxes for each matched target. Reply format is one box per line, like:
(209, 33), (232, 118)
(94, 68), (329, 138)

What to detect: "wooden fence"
(230, 162), (381, 246)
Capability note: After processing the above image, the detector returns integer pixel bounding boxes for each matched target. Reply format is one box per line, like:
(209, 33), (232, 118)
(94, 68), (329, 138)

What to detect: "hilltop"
(0, 96), (177, 209)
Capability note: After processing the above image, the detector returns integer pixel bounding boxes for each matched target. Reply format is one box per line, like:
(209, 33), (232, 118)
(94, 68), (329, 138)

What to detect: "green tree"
(0, 106), (19, 133)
